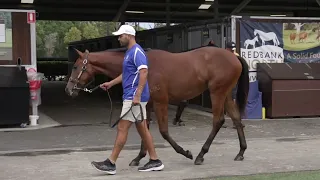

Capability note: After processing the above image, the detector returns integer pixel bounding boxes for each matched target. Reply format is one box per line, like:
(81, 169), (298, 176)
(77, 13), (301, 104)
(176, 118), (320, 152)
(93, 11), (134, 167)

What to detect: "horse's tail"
(236, 56), (249, 116)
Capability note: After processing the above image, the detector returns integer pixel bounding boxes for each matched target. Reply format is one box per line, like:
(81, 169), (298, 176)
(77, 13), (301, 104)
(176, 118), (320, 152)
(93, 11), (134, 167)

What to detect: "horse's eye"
(73, 66), (77, 70)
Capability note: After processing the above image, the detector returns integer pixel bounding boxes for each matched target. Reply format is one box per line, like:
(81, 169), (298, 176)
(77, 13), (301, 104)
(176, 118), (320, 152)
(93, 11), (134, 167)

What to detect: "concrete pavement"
(2, 135), (320, 180)
(2, 81), (320, 179)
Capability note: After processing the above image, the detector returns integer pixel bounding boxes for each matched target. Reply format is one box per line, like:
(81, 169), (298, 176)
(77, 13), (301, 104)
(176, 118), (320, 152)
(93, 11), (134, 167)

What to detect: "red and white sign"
(27, 12), (36, 24)
(27, 68), (37, 73)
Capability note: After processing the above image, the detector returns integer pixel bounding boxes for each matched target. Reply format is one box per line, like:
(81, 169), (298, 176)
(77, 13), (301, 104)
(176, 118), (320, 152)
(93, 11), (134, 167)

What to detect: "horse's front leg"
(173, 100), (187, 126)
(154, 102), (193, 160)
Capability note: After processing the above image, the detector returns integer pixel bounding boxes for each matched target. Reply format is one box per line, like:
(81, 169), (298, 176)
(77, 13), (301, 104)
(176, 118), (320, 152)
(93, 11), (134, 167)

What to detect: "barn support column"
(230, 0), (251, 15)
(226, 23), (232, 45)
(119, 15), (126, 28)
(214, 0), (219, 19)
(221, 23), (225, 48)
(120, 18), (126, 25)
(113, 0), (130, 22)
(166, 0), (170, 27)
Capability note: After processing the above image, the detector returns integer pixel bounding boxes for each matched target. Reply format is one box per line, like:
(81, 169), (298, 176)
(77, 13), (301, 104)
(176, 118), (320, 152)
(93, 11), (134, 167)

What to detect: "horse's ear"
(74, 48), (83, 57)
(85, 49), (89, 54)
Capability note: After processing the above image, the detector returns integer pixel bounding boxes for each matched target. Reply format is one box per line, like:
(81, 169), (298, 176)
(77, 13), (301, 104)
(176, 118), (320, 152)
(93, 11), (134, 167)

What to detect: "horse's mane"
(103, 47), (152, 53)
(180, 45), (217, 53)
(97, 44), (217, 54)
(104, 47), (127, 52)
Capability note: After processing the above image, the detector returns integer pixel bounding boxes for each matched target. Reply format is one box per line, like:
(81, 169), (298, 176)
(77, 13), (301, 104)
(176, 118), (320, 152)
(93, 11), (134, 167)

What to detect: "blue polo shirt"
(122, 44), (150, 102)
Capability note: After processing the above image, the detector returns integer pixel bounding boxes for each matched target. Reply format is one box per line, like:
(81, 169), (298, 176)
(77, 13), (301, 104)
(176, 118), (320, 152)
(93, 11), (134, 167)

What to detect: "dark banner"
(239, 20), (285, 119)
(239, 20), (284, 82)
(238, 19), (320, 119)
(239, 19), (320, 66)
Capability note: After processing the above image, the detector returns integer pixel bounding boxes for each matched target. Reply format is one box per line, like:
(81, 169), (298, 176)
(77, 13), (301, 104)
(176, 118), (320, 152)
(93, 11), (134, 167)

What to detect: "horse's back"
(147, 47), (241, 75)
(145, 47), (242, 101)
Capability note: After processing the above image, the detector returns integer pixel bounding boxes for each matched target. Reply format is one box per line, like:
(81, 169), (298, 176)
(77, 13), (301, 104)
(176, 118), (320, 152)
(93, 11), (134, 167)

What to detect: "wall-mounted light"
(21, 0), (34, 4)
(198, 4), (211, 9)
(125, 11), (144, 14)
(270, 14), (287, 17)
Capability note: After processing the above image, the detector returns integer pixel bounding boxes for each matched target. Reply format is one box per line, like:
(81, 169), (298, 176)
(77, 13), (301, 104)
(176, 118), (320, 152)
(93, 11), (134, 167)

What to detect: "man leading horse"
(91, 25), (164, 175)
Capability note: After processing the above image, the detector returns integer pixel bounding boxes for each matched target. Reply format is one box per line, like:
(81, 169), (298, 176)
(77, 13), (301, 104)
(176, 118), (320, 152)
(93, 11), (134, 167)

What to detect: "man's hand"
(133, 95), (141, 105)
(99, 74), (123, 91)
(100, 81), (113, 91)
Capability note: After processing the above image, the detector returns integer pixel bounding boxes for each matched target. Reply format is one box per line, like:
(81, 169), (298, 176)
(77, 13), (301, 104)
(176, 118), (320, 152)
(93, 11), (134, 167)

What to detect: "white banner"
(0, 24), (5, 43)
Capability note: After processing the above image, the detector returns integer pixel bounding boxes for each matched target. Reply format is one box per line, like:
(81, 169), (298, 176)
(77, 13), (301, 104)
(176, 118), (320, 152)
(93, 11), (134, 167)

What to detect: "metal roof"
(1, 0), (320, 23)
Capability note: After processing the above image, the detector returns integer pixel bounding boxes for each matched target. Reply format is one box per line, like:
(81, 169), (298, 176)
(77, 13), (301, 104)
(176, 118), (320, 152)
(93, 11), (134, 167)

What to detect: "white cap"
(112, 25), (136, 36)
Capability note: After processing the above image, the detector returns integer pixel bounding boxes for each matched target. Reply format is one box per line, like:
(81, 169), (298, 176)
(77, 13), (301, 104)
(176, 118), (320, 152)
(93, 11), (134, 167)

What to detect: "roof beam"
(244, 5), (314, 10)
(113, 0), (131, 22)
(36, 13), (198, 23)
(0, 4), (118, 14)
(0, 4), (217, 17)
(37, 13), (115, 21)
(230, 0), (252, 15)
(129, 2), (206, 8)
(34, 1), (121, 6)
(139, 11), (216, 17)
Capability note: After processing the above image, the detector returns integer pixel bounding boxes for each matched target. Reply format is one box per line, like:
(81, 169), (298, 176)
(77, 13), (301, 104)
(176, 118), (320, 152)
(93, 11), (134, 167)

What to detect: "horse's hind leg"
(129, 139), (147, 166)
(173, 100), (187, 126)
(154, 102), (193, 160)
(194, 91), (226, 165)
(225, 94), (247, 161)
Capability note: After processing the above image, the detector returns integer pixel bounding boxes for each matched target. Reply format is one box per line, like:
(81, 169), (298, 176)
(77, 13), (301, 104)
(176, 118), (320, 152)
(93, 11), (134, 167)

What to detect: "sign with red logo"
(27, 12), (36, 24)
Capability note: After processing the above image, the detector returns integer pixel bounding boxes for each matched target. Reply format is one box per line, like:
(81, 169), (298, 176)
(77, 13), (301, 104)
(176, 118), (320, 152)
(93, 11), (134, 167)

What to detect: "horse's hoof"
(234, 155), (244, 161)
(194, 156), (204, 165)
(173, 119), (178, 125)
(129, 160), (140, 166)
(186, 150), (193, 160)
(178, 121), (185, 126)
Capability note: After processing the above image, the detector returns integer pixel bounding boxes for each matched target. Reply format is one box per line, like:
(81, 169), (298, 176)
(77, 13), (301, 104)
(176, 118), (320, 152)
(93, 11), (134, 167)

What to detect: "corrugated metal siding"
(188, 30), (202, 49)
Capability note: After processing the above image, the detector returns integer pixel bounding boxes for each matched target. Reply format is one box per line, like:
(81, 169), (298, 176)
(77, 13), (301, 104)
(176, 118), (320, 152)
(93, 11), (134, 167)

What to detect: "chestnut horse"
(65, 46), (249, 165)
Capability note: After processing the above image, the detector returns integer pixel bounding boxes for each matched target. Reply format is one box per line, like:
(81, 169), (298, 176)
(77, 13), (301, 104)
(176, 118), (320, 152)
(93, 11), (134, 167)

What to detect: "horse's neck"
(89, 51), (124, 79)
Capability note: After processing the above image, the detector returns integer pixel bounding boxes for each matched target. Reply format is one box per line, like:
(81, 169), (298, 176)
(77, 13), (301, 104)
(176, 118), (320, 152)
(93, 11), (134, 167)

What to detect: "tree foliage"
(82, 23), (100, 40)
(64, 27), (82, 44)
(36, 21), (147, 58)
(0, 12), (12, 28)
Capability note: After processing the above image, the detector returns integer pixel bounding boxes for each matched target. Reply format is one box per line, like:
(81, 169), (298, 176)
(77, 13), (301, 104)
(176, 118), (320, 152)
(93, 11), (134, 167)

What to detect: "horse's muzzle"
(65, 87), (77, 97)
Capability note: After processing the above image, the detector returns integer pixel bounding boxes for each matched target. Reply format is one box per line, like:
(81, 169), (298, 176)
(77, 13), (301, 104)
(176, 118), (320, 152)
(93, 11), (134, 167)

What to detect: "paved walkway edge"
(0, 111), (61, 132)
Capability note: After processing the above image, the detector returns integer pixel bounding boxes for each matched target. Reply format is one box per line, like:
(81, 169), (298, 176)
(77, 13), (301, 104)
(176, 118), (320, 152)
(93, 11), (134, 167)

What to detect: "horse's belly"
(167, 81), (207, 102)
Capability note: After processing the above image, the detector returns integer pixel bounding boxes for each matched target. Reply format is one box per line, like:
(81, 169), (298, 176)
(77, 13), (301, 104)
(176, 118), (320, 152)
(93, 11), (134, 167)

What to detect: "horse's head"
(253, 29), (257, 36)
(65, 49), (95, 97)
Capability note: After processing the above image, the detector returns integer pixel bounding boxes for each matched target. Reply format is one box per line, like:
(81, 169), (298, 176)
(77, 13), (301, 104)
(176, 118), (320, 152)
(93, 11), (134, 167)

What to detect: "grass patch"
(214, 170), (320, 180)
(283, 29), (320, 51)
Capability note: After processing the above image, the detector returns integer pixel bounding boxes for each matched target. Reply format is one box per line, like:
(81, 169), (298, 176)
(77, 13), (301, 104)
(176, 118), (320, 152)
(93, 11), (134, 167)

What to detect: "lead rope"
(80, 85), (144, 128)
